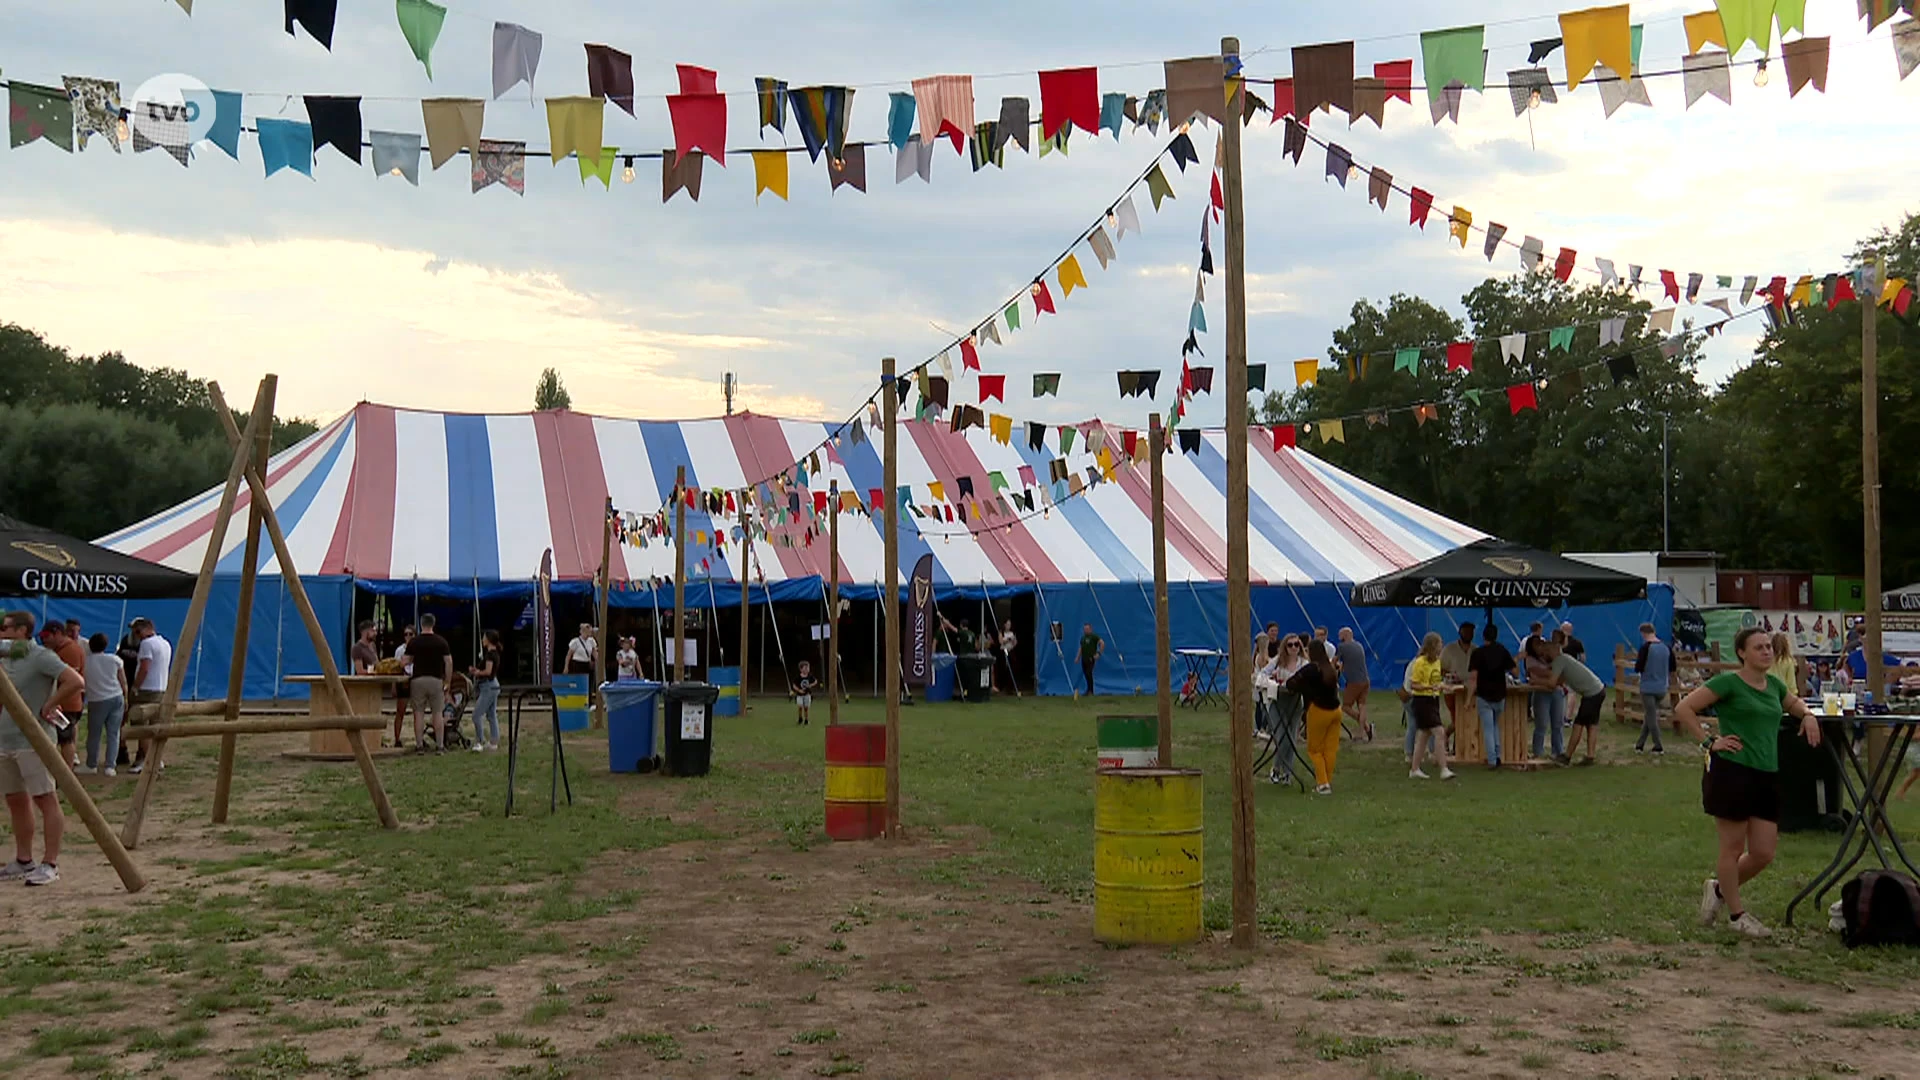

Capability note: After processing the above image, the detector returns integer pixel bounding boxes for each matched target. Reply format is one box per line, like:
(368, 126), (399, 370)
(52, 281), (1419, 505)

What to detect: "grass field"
(3, 691), (1919, 1078)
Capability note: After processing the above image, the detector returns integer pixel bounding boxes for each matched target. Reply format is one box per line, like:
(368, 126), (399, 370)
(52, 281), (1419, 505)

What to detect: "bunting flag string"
(1275, 115), (1854, 312)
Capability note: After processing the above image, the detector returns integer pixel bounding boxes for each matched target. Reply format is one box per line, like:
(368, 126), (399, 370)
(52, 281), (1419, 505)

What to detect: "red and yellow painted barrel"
(824, 723), (887, 841)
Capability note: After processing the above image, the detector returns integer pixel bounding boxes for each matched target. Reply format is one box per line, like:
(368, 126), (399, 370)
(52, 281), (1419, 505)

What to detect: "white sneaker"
(1698, 878), (1724, 927)
(0, 860), (36, 882)
(23, 863), (57, 886)
(471, 744), (485, 752)
(1439, 768), (1457, 780)
(1314, 784), (1332, 796)
(1729, 911), (1772, 938)
(1409, 769), (1430, 780)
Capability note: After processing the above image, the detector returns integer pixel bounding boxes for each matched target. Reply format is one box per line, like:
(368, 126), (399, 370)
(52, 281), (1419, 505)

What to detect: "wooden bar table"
(283, 674), (407, 761)
(1452, 684), (1551, 770)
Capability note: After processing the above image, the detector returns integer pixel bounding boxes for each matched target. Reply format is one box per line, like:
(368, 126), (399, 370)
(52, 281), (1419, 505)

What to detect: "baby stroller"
(426, 672), (473, 752)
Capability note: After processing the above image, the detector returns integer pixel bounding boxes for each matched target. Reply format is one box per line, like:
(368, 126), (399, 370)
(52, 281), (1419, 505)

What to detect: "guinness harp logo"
(1483, 556), (1533, 577)
(11, 541), (75, 568)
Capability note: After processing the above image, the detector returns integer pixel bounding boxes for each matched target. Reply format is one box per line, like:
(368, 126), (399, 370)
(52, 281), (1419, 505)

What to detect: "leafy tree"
(534, 368), (572, 411)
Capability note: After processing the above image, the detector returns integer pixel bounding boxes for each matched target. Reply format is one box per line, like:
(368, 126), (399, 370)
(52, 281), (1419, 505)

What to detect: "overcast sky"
(2, 1), (1915, 430)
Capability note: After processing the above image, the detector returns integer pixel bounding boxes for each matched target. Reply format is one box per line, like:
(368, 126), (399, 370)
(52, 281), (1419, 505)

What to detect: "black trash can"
(662, 682), (721, 777)
(954, 653), (994, 704)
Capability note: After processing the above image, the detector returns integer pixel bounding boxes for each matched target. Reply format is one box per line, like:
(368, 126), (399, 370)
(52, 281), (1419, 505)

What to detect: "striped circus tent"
(94, 402), (1660, 698)
(99, 402), (1483, 590)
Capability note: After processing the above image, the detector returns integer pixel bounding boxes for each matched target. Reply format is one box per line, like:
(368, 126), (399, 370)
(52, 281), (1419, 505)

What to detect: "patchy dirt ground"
(6, 738), (1920, 1080)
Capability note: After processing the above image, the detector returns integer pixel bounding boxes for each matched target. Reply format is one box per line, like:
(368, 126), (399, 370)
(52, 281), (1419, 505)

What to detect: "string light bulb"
(1527, 90), (1542, 111)
(389, 166), (404, 177)
(116, 116), (131, 143)
(1106, 209), (1118, 229)
(1029, 281), (1043, 298)
(1348, 163), (1361, 182)
(1753, 59), (1770, 88)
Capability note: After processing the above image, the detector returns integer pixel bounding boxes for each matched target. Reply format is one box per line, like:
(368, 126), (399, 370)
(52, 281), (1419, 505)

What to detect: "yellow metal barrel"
(1093, 767), (1204, 945)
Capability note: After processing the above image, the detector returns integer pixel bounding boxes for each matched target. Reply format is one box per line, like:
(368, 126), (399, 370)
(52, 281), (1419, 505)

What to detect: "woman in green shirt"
(1674, 627), (1821, 939)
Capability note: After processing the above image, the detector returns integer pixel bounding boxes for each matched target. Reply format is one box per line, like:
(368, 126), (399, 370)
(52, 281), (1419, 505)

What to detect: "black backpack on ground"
(1840, 870), (1920, 948)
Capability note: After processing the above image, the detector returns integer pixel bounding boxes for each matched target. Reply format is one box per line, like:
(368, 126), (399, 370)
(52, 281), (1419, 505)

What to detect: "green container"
(1097, 715), (1159, 769)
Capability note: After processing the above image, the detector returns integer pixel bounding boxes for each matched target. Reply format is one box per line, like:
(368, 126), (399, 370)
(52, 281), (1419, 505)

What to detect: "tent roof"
(98, 403), (1485, 587)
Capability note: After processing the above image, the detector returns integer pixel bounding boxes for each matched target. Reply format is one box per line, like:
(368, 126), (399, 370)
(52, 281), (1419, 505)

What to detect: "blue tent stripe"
(638, 422), (732, 582)
(215, 414), (356, 575)
(443, 414), (500, 580)
(1011, 442), (1145, 581)
(1190, 439), (1341, 582)
(830, 422), (949, 586)
(1296, 459), (1457, 555)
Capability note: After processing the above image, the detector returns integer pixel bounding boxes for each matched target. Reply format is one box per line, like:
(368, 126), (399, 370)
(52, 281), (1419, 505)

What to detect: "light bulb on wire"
(621, 157), (635, 183)
(1527, 90), (1542, 111)
(1753, 59), (1770, 88)
(1348, 163), (1361, 182)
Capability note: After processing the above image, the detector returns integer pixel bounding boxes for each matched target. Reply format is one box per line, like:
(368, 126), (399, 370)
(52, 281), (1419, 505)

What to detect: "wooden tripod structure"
(118, 375), (398, 849)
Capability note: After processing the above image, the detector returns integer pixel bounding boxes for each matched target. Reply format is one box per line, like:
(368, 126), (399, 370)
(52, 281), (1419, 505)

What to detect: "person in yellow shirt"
(1408, 632), (1455, 781)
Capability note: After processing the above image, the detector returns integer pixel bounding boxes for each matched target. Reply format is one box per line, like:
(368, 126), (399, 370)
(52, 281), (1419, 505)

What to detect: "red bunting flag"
(1210, 172), (1224, 213)
(1764, 275), (1789, 310)
(1445, 341), (1474, 372)
(1272, 77), (1295, 121)
(1660, 269), (1680, 301)
(960, 338), (980, 371)
(869, 488), (884, 511)
(1272, 424), (1297, 450)
(676, 64), (717, 94)
(813, 491), (828, 513)
(1896, 286), (1914, 317)
(1033, 280), (1057, 314)
(685, 488), (697, 509)
(978, 374), (1005, 402)
(1375, 59), (1413, 104)
(1410, 187), (1433, 229)
(1553, 247), (1576, 283)
(1829, 276), (1857, 309)
(1122, 430), (1138, 457)
(1037, 66), (1100, 138)
(1507, 383), (1538, 414)
(668, 63), (726, 166)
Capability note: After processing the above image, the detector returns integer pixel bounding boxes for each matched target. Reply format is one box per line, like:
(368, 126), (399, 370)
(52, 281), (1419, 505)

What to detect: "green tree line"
(1259, 214), (1920, 587)
(0, 324), (318, 541)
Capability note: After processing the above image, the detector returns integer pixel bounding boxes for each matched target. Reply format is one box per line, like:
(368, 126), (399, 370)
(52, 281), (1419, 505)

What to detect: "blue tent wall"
(2, 576), (354, 701)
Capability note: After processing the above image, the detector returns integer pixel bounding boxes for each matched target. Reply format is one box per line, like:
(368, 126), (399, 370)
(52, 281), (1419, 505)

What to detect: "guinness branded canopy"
(1, 513), (195, 600)
(1349, 538), (1647, 610)
(1883, 584), (1920, 612)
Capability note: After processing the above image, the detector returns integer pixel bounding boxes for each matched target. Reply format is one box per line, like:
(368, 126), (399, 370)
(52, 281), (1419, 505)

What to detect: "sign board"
(680, 702), (707, 740)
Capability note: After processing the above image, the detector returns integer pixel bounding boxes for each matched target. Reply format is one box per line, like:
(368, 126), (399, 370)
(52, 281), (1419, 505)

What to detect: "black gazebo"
(1350, 538), (1647, 614)
(1, 513), (194, 600)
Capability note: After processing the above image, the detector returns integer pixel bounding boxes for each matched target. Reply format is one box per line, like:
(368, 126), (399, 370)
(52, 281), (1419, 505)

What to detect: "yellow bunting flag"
(1789, 275), (1812, 307)
(546, 96), (605, 165)
(1560, 5), (1633, 91)
(1881, 278), (1909, 308)
(1683, 10), (1728, 53)
(1097, 446), (1117, 481)
(1293, 358), (1319, 387)
(989, 413), (1013, 444)
(1448, 206), (1472, 248)
(752, 150), (789, 201)
(1058, 254), (1089, 297)
(928, 481), (945, 503)
(1319, 419), (1346, 445)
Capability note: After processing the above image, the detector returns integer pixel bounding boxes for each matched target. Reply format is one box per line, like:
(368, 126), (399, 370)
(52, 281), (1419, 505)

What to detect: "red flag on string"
(1272, 78), (1295, 121)
(960, 338), (980, 371)
(1410, 187), (1433, 229)
(1033, 280), (1057, 315)
(1507, 383), (1538, 414)
(1273, 424), (1297, 450)
(1660, 270), (1680, 302)
(1037, 67), (1100, 138)
(1375, 59), (1413, 104)
(1553, 247), (1576, 283)
(978, 374), (1005, 403)
(1445, 341), (1474, 372)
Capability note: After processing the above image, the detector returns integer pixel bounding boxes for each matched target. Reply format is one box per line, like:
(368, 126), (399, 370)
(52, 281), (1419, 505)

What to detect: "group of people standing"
(1251, 625), (1376, 795)
(354, 617), (500, 753)
(1, 611), (172, 887)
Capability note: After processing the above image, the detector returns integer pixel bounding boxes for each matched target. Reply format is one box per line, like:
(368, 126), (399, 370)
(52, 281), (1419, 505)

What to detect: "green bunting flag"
(1005, 303), (1021, 332)
(1394, 348), (1420, 374)
(9, 82), (74, 151)
(1247, 363), (1266, 392)
(1462, 388), (1483, 406)
(1420, 26), (1487, 101)
(1145, 164), (1176, 211)
(396, 0), (447, 78)
(1032, 373), (1061, 397)
(1549, 326), (1576, 352)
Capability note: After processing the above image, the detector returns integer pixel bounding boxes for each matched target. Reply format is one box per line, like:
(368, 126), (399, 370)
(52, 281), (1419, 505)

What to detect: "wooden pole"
(121, 382), (268, 849)
(1220, 36), (1257, 950)
(210, 383), (399, 833)
(828, 481), (842, 725)
(739, 506), (752, 713)
(213, 376), (275, 825)
(594, 497), (613, 727)
(1150, 413), (1172, 767)
(125, 716), (388, 739)
(882, 358), (901, 838)
(674, 466), (688, 685)
(1863, 254), (1891, 784)
(0, 663), (146, 891)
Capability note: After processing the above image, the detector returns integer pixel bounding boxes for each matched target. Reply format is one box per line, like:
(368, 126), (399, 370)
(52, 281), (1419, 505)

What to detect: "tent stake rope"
(1035, 582), (1073, 698)
(1087, 574), (1129, 693)
(817, 574), (850, 702)
(648, 579), (668, 683)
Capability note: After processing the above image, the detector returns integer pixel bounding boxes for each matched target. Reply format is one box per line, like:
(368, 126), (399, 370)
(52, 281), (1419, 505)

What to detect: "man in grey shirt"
(2, 610), (84, 886)
(1633, 622), (1672, 754)
(1335, 627), (1372, 741)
